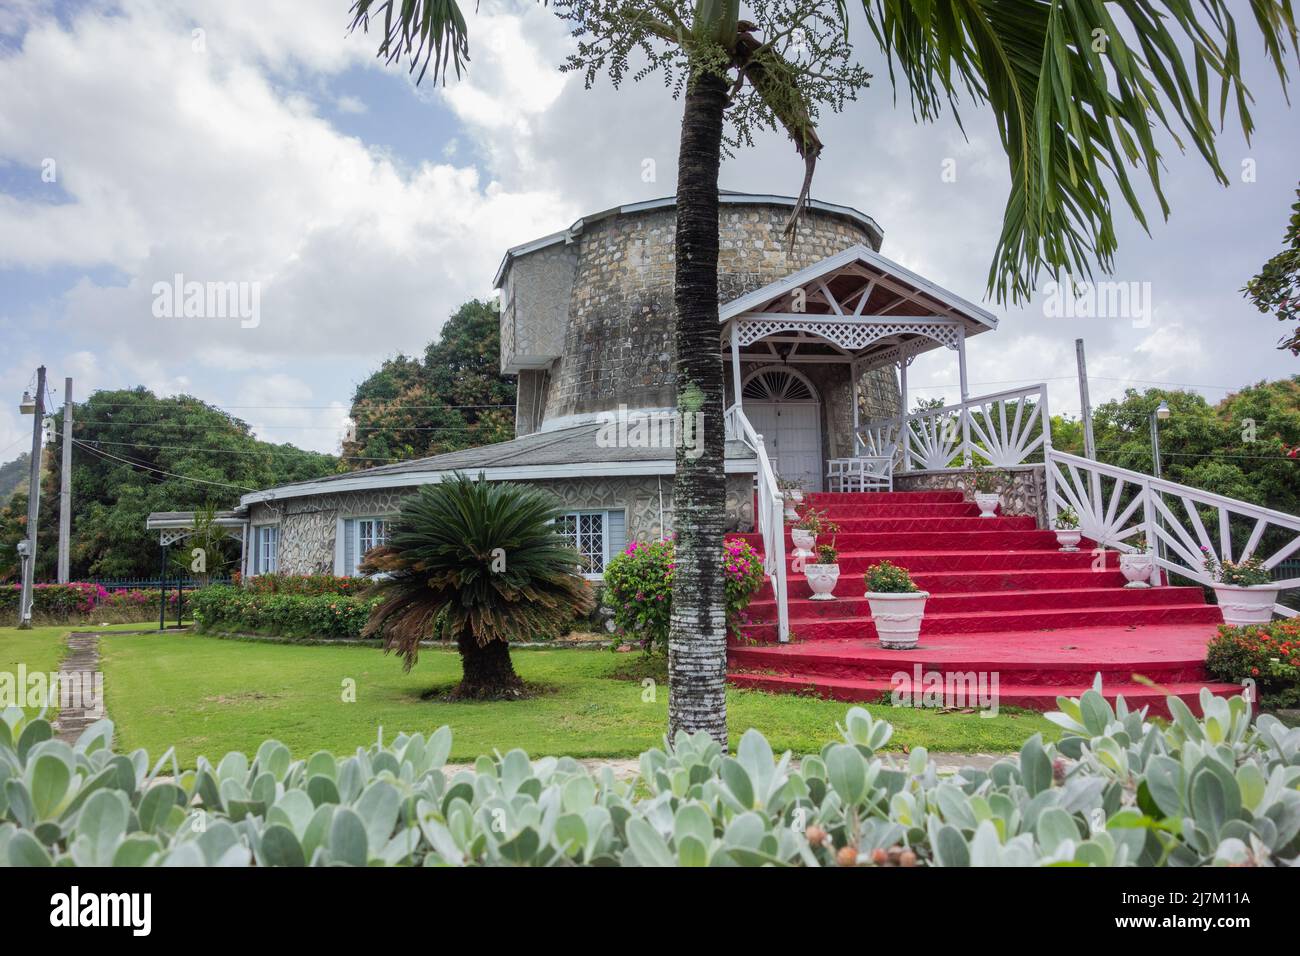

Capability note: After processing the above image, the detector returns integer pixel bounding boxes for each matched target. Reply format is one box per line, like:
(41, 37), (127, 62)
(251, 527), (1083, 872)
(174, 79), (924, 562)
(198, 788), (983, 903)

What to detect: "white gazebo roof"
(720, 244), (997, 371)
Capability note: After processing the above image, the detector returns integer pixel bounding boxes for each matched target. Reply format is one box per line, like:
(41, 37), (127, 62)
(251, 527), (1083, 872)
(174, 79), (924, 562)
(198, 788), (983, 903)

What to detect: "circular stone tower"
(497, 193), (902, 436)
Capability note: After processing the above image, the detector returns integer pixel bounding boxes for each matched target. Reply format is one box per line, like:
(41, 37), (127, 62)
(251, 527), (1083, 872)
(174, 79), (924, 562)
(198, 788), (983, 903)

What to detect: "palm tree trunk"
(455, 630), (524, 699)
(667, 69), (729, 748)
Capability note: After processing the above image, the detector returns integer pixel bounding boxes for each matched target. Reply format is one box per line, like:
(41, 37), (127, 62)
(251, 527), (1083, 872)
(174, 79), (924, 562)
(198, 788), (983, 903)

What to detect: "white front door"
(748, 403), (822, 492)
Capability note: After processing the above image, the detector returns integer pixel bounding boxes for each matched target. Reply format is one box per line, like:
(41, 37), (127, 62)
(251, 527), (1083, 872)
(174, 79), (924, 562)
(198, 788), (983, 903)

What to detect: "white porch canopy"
(719, 244), (999, 418)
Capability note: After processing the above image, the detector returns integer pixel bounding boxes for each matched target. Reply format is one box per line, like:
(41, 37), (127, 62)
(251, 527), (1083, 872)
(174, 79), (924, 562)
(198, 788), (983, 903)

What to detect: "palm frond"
(348, 0), (471, 85)
(862, 0), (1298, 303)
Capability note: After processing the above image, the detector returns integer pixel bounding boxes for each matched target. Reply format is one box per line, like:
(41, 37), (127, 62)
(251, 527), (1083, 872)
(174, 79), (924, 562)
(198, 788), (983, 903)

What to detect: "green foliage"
(792, 506), (837, 535)
(1206, 621), (1300, 710)
(190, 586), (381, 640)
(1052, 506), (1079, 530)
(864, 560), (918, 594)
(814, 542), (838, 565)
(236, 573), (372, 597)
(0, 453), (28, 506)
(0, 387), (335, 582)
(4, 684), (1296, 866)
(603, 537), (766, 649)
(341, 300), (515, 470)
(361, 474), (594, 667)
(971, 465), (1007, 494)
(1202, 552), (1273, 587)
(1243, 185), (1300, 353)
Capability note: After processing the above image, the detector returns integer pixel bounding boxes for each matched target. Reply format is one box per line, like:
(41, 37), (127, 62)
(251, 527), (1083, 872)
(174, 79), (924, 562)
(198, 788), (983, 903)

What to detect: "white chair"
(827, 442), (897, 492)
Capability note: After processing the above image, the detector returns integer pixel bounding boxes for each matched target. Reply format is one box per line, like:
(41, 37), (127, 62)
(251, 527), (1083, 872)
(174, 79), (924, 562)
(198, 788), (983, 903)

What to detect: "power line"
(70, 435), (404, 464)
(73, 439), (257, 492)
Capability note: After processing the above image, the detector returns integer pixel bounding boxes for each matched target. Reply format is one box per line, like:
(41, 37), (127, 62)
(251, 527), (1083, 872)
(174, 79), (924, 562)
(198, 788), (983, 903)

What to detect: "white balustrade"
(726, 404), (789, 642)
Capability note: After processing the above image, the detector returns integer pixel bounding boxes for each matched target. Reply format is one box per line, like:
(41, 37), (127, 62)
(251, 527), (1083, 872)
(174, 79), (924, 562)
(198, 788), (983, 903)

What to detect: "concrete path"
(53, 631), (104, 743)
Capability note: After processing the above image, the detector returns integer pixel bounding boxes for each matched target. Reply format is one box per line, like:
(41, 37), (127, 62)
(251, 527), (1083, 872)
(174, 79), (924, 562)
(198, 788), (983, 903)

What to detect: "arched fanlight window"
(742, 367), (816, 403)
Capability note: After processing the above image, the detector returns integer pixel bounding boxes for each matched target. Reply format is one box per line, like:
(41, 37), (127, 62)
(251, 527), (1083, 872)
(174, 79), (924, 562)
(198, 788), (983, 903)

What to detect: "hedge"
(190, 586), (381, 640)
(1206, 619), (1300, 710)
(0, 583), (179, 622)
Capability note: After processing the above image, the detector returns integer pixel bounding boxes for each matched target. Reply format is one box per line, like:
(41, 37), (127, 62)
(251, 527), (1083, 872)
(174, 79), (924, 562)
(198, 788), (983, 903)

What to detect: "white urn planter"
(1212, 584), (1279, 626)
(788, 489), (804, 504)
(865, 590), (930, 649)
(1055, 529), (1082, 552)
(974, 492), (1001, 518)
(805, 563), (840, 600)
(1119, 552), (1155, 588)
(791, 528), (816, 561)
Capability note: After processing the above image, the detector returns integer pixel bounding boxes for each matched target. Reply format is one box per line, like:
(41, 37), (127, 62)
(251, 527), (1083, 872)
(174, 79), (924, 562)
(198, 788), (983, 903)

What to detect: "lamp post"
(1148, 399), (1171, 586)
(18, 368), (45, 629)
(1150, 399), (1170, 479)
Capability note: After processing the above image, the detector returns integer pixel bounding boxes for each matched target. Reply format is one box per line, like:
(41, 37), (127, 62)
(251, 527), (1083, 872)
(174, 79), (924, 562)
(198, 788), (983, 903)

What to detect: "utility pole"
(58, 377), (73, 583)
(18, 365), (45, 629)
(1075, 338), (1096, 460)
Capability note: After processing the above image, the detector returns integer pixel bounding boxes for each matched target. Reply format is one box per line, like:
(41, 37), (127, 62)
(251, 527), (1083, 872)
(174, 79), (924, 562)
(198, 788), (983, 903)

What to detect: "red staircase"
(725, 490), (1239, 717)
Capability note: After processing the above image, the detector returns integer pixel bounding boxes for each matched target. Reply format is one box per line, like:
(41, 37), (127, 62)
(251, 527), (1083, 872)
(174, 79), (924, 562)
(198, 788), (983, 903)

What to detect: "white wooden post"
(850, 359), (860, 450)
(898, 358), (910, 472)
(957, 325), (971, 467)
(730, 321), (743, 410)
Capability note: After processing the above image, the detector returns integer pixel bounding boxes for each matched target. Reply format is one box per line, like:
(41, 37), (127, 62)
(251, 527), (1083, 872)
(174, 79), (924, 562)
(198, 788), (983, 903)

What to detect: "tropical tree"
(360, 474), (594, 699)
(1244, 184), (1300, 353)
(348, 0), (1297, 745)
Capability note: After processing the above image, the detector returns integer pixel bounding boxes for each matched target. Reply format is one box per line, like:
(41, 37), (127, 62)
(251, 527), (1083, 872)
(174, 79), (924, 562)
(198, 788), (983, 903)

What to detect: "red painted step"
(724, 490), (1232, 715)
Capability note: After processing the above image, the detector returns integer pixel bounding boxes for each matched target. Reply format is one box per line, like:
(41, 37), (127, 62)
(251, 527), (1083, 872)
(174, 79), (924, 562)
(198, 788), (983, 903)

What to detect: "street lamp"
(19, 390), (35, 416)
(1150, 400), (1170, 479)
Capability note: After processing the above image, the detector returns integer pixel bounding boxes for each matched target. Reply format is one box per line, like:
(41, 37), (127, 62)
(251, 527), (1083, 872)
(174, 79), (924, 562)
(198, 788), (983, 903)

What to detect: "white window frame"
(556, 511), (612, 578)
(252, 524), (279, 575)
(352, 516), (390, 574)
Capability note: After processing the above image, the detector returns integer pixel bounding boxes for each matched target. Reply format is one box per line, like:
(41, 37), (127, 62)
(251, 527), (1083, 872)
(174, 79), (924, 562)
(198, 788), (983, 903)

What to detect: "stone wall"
(245, 475), (757, 575)
(892, 465), (1048, 526)
(528, 203), (887, 424)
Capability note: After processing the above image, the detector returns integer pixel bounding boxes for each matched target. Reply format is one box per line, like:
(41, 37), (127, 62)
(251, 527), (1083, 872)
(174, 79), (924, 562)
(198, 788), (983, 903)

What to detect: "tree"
(348, 0), (1297, 745)
(341, 299), (515, 469)
(360, 474), (594, 698)
(1244, 185), (1300, 353)
(0, 388), (337, 581)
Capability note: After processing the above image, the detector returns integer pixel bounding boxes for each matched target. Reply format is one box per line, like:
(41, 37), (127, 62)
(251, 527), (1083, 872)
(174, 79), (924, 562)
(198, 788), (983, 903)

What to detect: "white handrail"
(726, 403), (789, 642)
(858, 383), (1052, 472)
(1046, 448), (1300, 615)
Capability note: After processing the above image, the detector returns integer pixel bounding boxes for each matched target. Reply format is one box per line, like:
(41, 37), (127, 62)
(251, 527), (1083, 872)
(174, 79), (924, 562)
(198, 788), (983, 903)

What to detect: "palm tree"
(348, 0), (1297, 743)
(360, 473), (594, 699)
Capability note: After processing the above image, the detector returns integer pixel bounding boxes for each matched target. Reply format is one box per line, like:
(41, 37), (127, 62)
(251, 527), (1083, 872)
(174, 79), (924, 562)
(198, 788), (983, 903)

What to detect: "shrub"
(236, 573), (372, 597)
(3, 685), (1297, 866)
(864, 560), (918, 594)
(1052, 506), (1079, 530)
(0, 583), (177, 623)
(792, 506), (837, 536)
(603, 538), (766, 650)
(190, 585), (381, 640)
(1205, 620), (1300, 710)
(1201, 549), (1272, 586)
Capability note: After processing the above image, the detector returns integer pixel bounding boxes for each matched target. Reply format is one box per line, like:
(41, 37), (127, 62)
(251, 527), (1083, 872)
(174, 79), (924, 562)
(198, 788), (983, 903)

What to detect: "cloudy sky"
(2, 0), (1297, 460)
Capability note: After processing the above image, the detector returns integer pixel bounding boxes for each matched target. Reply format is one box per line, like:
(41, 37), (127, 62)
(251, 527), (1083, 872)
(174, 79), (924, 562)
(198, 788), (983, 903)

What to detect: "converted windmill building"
(187, 191), (996, 578)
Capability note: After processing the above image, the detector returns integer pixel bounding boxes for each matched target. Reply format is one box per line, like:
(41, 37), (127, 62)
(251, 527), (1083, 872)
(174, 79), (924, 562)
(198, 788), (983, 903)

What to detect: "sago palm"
(348, 0), (1297, 743)
(360, 473), (594, 699)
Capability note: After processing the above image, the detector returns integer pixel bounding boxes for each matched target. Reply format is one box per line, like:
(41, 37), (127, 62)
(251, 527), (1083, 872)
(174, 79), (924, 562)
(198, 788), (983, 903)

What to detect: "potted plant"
(791, 506), (836, 562)
(970, 464), (1005, 518)
(1119, 532), (1155, 588)
(777, 477), (804, 520)
(1202, 549), (1278, 626)
(1053, 506), (1082, 552)
(863, 560), (928, 649)
(805, 542), (840, 600)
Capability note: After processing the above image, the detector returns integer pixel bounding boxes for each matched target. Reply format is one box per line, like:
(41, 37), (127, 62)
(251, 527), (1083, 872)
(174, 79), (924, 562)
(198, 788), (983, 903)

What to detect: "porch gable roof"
(718, 244), (998, 329)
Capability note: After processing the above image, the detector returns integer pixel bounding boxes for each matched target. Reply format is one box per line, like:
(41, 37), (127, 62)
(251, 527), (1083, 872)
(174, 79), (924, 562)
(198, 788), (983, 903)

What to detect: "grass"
(91, 631), (1059, 766)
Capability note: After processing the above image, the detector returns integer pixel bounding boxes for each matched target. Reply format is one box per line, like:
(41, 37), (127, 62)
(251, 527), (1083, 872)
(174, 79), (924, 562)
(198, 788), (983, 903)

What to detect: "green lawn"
(94, 631), (1058, 766)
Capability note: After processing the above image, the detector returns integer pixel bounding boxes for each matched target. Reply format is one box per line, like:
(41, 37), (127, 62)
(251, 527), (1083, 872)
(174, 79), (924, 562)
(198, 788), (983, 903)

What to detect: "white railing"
(860, 383), (1051, 471)
(726, 403), (789, 642)
(1045, 448), (1300, 616)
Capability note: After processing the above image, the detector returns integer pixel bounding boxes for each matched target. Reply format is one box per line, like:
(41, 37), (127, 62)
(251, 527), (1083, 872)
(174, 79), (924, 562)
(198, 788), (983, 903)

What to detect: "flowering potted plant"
(1202, 549), (1278, 626)
(1119, 532), (1155, 588)
(805, 542), (840, 600)
(777, 477), (804, 520)
(970, 465), (1005, 518)
(791, 506), (836, 563)
(863, 560), (928, 649)
(1052, 506), (1082, 552)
